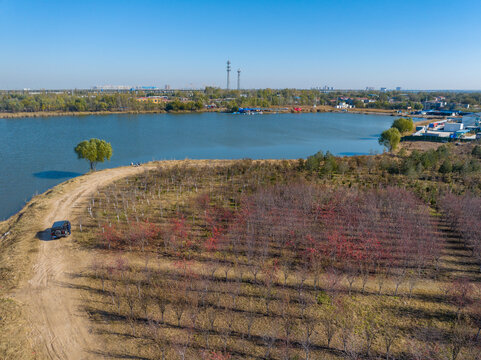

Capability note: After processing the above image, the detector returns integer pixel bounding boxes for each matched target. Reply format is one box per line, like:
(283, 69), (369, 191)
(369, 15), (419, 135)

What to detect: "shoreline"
(0, 109), (210, 119)
(0, 159), (286, 226)
(0, 107), (401, 119)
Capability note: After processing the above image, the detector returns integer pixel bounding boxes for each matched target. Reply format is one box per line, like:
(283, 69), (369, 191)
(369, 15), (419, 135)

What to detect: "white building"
(336, 102), (353, 109)
(444, 123), (464, 132)
(92, 85), (132, 90)
(425, 131), (451, 138)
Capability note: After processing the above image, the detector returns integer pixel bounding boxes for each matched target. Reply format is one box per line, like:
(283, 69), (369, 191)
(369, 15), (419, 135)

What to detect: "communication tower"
(226, 60), (231, 90)
(237, 69), (241, 90)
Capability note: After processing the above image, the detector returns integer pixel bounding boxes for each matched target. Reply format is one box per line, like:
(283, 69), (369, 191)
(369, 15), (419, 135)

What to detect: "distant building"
(423, 100), (447, 110)
(462, 112), (481, 127)
(165, 85), (171, 90)
(444, 123), (464, 132)
(135, 86), (158, 90)
(425, 130), (451, 138)
(137, 96), (169, 104)
(93, 85), (131, 90)
(380, 87), (387, 92)
(396, 87), (401, 91)
(336, 102), (353, 109)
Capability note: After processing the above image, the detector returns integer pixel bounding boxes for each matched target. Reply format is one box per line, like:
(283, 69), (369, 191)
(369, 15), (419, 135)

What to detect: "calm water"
(0, 112), (395, 220)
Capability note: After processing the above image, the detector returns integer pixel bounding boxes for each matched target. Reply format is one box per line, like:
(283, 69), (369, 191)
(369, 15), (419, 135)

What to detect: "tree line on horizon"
(1, 89), (481, 113)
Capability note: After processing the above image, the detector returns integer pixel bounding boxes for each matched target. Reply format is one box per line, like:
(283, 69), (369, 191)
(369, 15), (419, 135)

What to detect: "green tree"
(74, 138), (113, 171)
(391, 117), (414, 134)
(471, 145), (481, 158)
(379, 128), (401, 152)
(320, 151), (338, 177)
(439, 159), (453, 174)
(305, 150), (324, 171)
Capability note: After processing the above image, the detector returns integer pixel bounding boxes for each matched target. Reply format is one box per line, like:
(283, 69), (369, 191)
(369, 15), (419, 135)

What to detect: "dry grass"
(0, 194), (49, 359)
(398, 141), (446, 153)
(72, 161), (481, 360)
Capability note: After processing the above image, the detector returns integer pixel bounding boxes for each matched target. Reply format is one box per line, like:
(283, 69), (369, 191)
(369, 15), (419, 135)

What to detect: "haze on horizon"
(0, 0), (480, 90)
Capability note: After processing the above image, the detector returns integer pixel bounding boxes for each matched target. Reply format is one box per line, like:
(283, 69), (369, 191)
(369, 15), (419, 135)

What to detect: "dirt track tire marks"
(13, 166), (148, 360)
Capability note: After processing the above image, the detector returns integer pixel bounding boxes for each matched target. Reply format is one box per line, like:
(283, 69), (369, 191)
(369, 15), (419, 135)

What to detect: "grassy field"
(71, 153), (481, 360)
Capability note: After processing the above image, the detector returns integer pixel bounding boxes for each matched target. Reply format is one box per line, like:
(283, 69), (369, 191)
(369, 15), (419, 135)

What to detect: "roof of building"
(463, 112), (481, 117)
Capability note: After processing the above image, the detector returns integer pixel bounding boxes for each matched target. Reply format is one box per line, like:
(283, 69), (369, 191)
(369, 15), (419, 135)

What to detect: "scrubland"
(72, 149), (481, 360)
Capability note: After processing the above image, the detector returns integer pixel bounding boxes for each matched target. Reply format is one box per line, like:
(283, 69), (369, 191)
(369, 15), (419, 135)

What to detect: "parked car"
(51, 220), (71, 239)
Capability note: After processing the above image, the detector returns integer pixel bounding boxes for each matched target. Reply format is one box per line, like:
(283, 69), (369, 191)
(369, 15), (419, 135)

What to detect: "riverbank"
(0, 106), (401, 119)
(0, 109), (218, 119)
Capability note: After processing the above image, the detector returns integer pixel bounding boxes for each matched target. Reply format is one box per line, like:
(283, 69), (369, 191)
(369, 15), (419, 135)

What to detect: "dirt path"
(12, 165), (149, 360)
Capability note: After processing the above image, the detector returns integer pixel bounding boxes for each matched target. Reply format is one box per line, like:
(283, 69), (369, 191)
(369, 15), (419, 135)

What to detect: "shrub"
(439, 159), (453, 173)
(305, 150), (324, 171)
(471, 145), (481, 158)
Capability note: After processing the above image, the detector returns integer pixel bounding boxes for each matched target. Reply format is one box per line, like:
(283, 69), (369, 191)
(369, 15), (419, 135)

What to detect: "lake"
(0, 112), (395, 220)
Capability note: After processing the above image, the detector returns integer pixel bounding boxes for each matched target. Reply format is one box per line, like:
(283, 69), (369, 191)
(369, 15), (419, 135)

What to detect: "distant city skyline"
(16, 85), (481, 92)
(1, 0), (481, 90)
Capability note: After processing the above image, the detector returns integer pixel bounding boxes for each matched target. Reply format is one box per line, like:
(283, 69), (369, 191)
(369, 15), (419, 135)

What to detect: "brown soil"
(2, 165), (151, 359)
(398, 140), (446, 152)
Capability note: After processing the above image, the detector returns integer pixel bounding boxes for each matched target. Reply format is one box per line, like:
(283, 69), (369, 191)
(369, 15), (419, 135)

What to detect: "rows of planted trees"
(76, 161), (481, 360)
(440, 194), (481, 269)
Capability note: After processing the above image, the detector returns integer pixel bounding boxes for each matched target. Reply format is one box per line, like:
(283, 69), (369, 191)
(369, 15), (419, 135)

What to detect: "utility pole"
(237, 69), (241, 90)
(226, 60), (231, 90)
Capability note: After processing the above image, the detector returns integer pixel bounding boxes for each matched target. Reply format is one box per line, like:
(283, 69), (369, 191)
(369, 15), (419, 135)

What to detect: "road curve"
(12, 165), (148, 360)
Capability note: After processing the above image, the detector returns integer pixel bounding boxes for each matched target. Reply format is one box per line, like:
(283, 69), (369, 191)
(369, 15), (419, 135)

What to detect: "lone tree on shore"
(379, 128), (401, 152)
(74, 138), (113, 171)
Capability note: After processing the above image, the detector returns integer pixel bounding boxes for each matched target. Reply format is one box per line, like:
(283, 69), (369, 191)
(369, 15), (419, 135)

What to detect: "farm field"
(72, 155), (481, 360)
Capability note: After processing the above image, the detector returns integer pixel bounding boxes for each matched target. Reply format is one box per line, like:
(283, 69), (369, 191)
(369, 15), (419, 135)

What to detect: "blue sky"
(0, 0), (480, 90)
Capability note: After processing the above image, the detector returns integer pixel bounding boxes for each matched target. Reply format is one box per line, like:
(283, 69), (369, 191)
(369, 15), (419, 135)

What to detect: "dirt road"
(12, 165), (149, 360)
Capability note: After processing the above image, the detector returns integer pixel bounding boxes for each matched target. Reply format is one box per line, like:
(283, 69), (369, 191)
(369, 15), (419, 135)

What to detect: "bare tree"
(262, 320), (278, 359)
(319, 305), (337, 348)
(380, 314), (399, 360)
(300, 311), (317, 360)
(148, 319), (168, 360)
